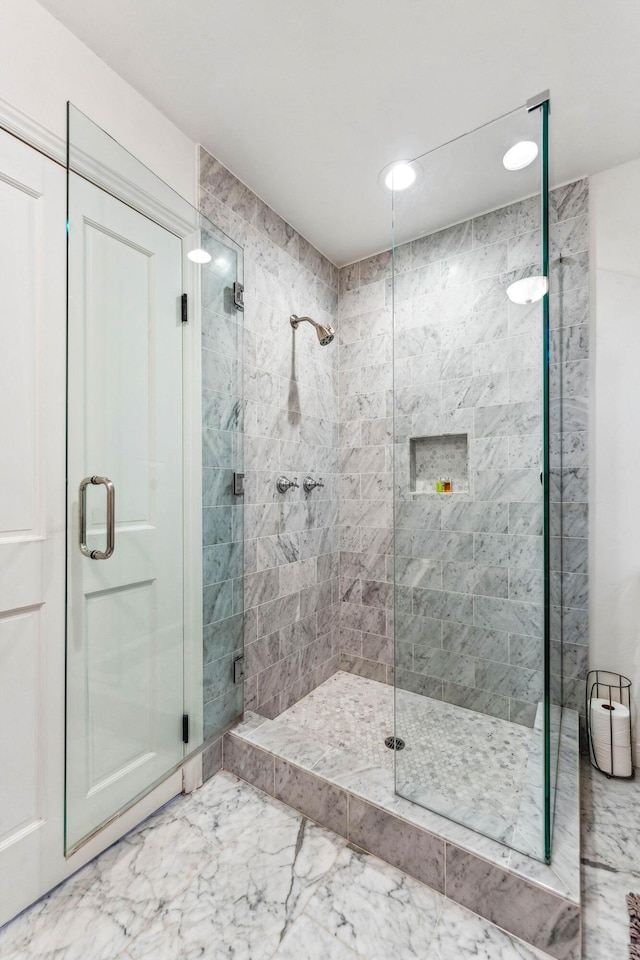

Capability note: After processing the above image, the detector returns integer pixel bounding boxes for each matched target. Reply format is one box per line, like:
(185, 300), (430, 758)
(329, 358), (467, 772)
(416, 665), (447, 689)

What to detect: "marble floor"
(0, 769), (553, 960)
(580, 757), (640, 958)
(0, 753), (637, 957)
(272, 672), (539, 852)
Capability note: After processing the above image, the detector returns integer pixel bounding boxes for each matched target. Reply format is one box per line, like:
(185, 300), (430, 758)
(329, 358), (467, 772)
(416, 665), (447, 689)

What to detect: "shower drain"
(384, 736), (405, 750)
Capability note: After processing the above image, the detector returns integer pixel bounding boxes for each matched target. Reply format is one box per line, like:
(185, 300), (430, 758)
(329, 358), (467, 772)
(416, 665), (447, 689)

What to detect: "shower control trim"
(277, 476), (299, 493)
(303, 476), (324, 493)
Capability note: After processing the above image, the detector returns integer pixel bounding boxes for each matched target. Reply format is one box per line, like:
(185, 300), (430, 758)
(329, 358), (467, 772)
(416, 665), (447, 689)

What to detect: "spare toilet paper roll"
(590, 698), (632, 776)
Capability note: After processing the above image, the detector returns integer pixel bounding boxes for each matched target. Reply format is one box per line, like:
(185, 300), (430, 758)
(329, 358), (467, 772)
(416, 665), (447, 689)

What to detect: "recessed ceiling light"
(383, 161), (417, 191)
(503, 141), (539, 171)
(506, 275), (548, 304)
(187, 248), (212, 264)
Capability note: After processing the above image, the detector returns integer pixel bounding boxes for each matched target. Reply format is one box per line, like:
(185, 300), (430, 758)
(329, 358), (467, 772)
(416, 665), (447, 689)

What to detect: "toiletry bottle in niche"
(442, 478), (452, 494)
(436, 479), (443, 493)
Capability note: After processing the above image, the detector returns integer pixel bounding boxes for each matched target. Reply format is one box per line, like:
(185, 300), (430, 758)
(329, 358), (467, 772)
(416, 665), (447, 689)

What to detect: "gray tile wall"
(549, 181), (590, 719)
(200, 148), (341, 726)
(337, 181), (589, 725)
(199, 148), (589, 737)
(337, 253), (395, 682)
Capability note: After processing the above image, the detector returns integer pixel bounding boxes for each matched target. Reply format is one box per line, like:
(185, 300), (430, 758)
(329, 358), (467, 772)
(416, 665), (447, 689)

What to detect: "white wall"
(590, 157), (640, 766)
(0, 0), (196, 201)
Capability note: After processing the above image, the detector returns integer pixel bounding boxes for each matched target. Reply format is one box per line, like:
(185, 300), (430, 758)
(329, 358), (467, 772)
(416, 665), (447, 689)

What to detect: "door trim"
(0, 94), (66, 166)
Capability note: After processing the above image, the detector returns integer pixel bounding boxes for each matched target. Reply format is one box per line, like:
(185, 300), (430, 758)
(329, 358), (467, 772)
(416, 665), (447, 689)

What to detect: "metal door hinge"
(233, 282), (244, 311)
(233, 472), (245, 496)
(233, 655), (245, 685)
(181, 293), (188, 323)
(182, 713), (189, 743)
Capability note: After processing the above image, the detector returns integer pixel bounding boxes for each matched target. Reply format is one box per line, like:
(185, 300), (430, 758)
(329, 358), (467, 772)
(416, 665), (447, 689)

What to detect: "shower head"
(290, 314), (335, 346)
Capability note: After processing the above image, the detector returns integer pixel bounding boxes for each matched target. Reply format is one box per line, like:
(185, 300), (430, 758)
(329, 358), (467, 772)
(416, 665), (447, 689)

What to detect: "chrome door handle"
(79, 476), (115, 559)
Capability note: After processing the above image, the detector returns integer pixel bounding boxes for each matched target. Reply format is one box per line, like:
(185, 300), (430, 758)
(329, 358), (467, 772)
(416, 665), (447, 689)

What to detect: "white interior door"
(0, 132), (66, 925)
(66, 174), (185, 850)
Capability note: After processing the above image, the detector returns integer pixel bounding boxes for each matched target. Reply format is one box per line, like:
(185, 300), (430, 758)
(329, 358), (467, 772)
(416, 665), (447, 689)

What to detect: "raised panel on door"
(85, 582), (156, 790)
(84, 223), (152, 528)
(0, 606), (44, 843)
(66, 174), (185, 850)
(0, 132), (66, 927)
(0, 180), (39, 539)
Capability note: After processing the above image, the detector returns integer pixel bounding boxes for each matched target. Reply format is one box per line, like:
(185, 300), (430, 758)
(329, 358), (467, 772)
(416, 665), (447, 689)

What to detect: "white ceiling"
(38, 0), (640, 265)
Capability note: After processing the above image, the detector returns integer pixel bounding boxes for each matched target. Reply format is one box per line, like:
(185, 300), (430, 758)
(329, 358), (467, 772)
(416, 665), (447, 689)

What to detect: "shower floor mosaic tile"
(0, 770), (553, 960)
(273, 672), (534, 845)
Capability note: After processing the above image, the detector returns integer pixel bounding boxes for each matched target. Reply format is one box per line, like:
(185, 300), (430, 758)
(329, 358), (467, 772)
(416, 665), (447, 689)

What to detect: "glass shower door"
(64, 105), (245, 852)
(65, 171), (186, 850)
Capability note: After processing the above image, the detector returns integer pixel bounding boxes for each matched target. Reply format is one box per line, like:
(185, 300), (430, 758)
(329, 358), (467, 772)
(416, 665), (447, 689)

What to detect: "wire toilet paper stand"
(586, 670), (634, 779)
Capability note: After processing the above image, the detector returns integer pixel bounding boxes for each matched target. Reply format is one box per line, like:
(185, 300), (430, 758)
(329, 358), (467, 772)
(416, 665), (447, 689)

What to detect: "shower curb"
(222, 726), (580, 960)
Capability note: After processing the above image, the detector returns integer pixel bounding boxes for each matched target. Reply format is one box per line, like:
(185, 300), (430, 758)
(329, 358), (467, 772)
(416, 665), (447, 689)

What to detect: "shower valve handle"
(277, 476), (299, 493)
(303, 476), (324, 493)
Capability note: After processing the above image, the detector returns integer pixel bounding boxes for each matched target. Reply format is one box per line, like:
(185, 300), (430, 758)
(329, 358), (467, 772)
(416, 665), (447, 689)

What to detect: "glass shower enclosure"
(392, 96), (557, 861)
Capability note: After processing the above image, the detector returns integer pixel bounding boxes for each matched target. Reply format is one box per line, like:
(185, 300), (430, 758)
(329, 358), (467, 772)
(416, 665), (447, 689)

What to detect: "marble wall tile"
(412, 220), (472, 266)
(244, 568), (280, 609)
(442, 242), (508, 286)
(442, 622), (508, 661)
(413, 587), (474, 625)
(550, 179), (588, 223)
(442, 681), (510, 720)
(274, 759), (348, 837)
(473, 196), (539, 246)
(202, 736), (223, 782)
(203, 580), (234, 625)
(222, 733), (275, 796)
(412, 531), (474, 562)
(338, 180), (588, 724)
(358, 250), (393, 285)
(338, 626), (362, 657)
(474, 401), (541, 438)
(444, 845), (580, 959)
(390, 262), (441, 303)
(201, 147), (339, 722)
(394, 557), (442, 589)
(339, 653), (387, 683)
(442, 372), (510, 409)
(203, 614), (244, 665)
(257, 593), (301, 637)
(413, 647), (475, 685)
(204, 686), (243, 739)
(245, 633), (281, 678)
(395, 668), (443, 698)
(347, 797), (445, 892)
(258, 651), (301, 706)
(395, 612), (442, 647)
(474, 596), (543, 638)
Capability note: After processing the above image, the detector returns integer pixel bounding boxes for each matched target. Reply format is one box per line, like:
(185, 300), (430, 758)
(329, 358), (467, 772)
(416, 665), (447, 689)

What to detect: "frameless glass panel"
(200, 226), (245, 740)
(65, 105), (244, 852)
(392, 102), (555, 861)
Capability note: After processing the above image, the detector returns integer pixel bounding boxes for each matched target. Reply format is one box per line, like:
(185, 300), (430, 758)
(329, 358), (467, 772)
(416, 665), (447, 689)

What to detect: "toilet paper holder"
(586, 670), (634, 779)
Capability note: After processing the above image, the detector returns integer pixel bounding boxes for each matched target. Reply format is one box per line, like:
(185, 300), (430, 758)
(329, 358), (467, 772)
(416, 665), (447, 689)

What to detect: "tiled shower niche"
(409, 433), (469, 496)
